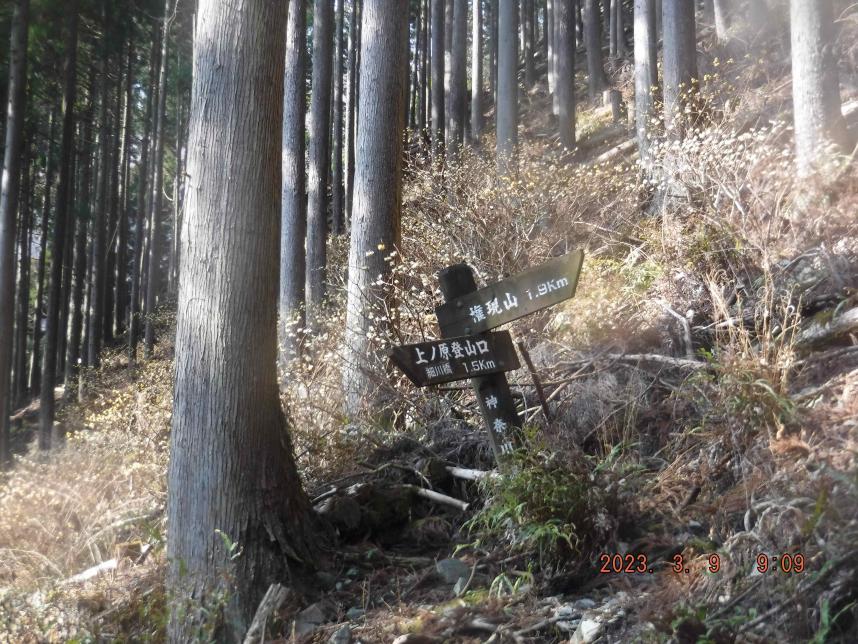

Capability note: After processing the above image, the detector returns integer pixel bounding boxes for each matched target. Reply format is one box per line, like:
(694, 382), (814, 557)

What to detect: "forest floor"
(3, 32), (858, 644)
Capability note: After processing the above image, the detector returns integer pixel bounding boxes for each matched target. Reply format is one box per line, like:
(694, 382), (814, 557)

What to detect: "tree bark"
(345, 0), (361, 224)
(524, 0), (536, 88)
(332, 0), (345, 236)
(144, 0), (172, 358)
(13, 154), (32, 409)
(549, 0), (557, 113)
(342, 0), (409, 416)
(470, 0), (483, 143)
(634, 0), (658, 169)
(713, 0), (730, 43)
(447, 0), (467, 163)
(488, 0), (497, 103)
(115, 39), (134, 336)
(496, 0), (518, 172)
(29, 110), (55, 396)
(305, 0), (335, 330)
(557, 0), (576, 150)
(583, 0), (607, 101)
(0, 0), (30, 461)
(103, 44), (124, 348)
(443, 0), (453, 148)
(431, 0), (446, 163)
(65, 71), (95, 394)
(87, 40), (111, 369)
(168, 0), (317, 638)
(790, 0), (851, 177)
(280, 0), (308, 366)
(662, 0), (698, 138)
(129, 27), (161, 363)
(418, 0), (429, 134)
(40, 0), (78, 449)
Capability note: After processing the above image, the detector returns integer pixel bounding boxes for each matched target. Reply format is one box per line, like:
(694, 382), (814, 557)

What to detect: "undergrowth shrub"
(465, 440), (618, 569)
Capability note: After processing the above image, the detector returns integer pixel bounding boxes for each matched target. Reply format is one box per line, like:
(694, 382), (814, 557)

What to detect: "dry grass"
(0, 317), (173, 641)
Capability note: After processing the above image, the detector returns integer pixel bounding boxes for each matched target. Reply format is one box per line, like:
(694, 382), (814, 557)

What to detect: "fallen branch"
(445, 466), (500, 482)
(588, 138), (637, 166)
(404, 485), (469, 512)
(606, 353), (707, 369)
(243, 583), (289, 644)
(63, 543), (154, 585)
(656, 299), (695, 360)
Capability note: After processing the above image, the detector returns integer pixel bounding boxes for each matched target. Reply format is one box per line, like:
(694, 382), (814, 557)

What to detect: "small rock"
(553, 604), (581, 620)
(572, 598), (597, 610)
(294, 601), (333, 637)
(435, 558), (469, 584)
(555, 619), (580, 633)
(328, 625), (352, 644)
(569, 616), (602, 644)
(346, 607), (366, 621)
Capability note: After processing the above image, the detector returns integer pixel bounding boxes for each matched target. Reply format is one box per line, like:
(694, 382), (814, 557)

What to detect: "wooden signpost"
(388, 331), (521, 387)
(435, 250), (584, 337)
(388, 250), (585, 468)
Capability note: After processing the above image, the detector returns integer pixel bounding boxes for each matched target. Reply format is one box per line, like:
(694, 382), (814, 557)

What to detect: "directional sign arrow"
(388, 330), (521, 387)
(435, 250), (584, 337)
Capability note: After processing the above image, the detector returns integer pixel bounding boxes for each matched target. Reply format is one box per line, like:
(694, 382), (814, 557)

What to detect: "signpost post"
(387, 250), (585, 469)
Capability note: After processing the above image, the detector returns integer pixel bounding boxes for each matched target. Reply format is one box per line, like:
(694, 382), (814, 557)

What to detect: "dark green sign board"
(435, 250), (584, 337)
(388, 331), (520, 387)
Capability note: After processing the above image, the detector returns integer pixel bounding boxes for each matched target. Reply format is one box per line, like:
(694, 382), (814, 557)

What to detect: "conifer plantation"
(1, 1), (857, 641)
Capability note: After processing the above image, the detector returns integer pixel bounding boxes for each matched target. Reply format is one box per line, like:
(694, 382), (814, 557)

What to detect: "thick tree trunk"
(305, 0), (335, 330)
(129, 29), (160, 363)
(87, 54), (111, 369)
(662, 0), (698, 138)
(29, 111), (55, 396)
(409, 2), (420, 131)
(447, 0), (467, 163)
(790, 0), (851, 177)
(713, 0), (730, 42)
(280, 0), (308, 366)
(144, 0), (172, 358)
(115, 41), (134, 335)
(583, 0), (607, 101)
(331, 0), (345, 236)
(634, 0), (658, 168)
(616, 0), (626, 57)
(419, 0), (429, 134)
(65, 75), (95, 394)
(39, 0), (78, 449)
(431, 0), (446, 163)
(342, 0), (409, 416)
(488, 0), (497, 103)
(556, 0), (576, 150)
(549, 0), (557, 114)
(103, 51), (124, 348)
(524, 0), (536, 88)
(0, 0), (29, 461)
(496, 0), (518, 172)
(443, 0), (453, 147)
(345, 0), (360, 224)
(13, 152), (32, 409)
(168, 1), (317, 639)
(470, 0), (483, 143)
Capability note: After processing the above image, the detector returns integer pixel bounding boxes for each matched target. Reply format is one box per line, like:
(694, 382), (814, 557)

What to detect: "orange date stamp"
(598, 553), (807, 574)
